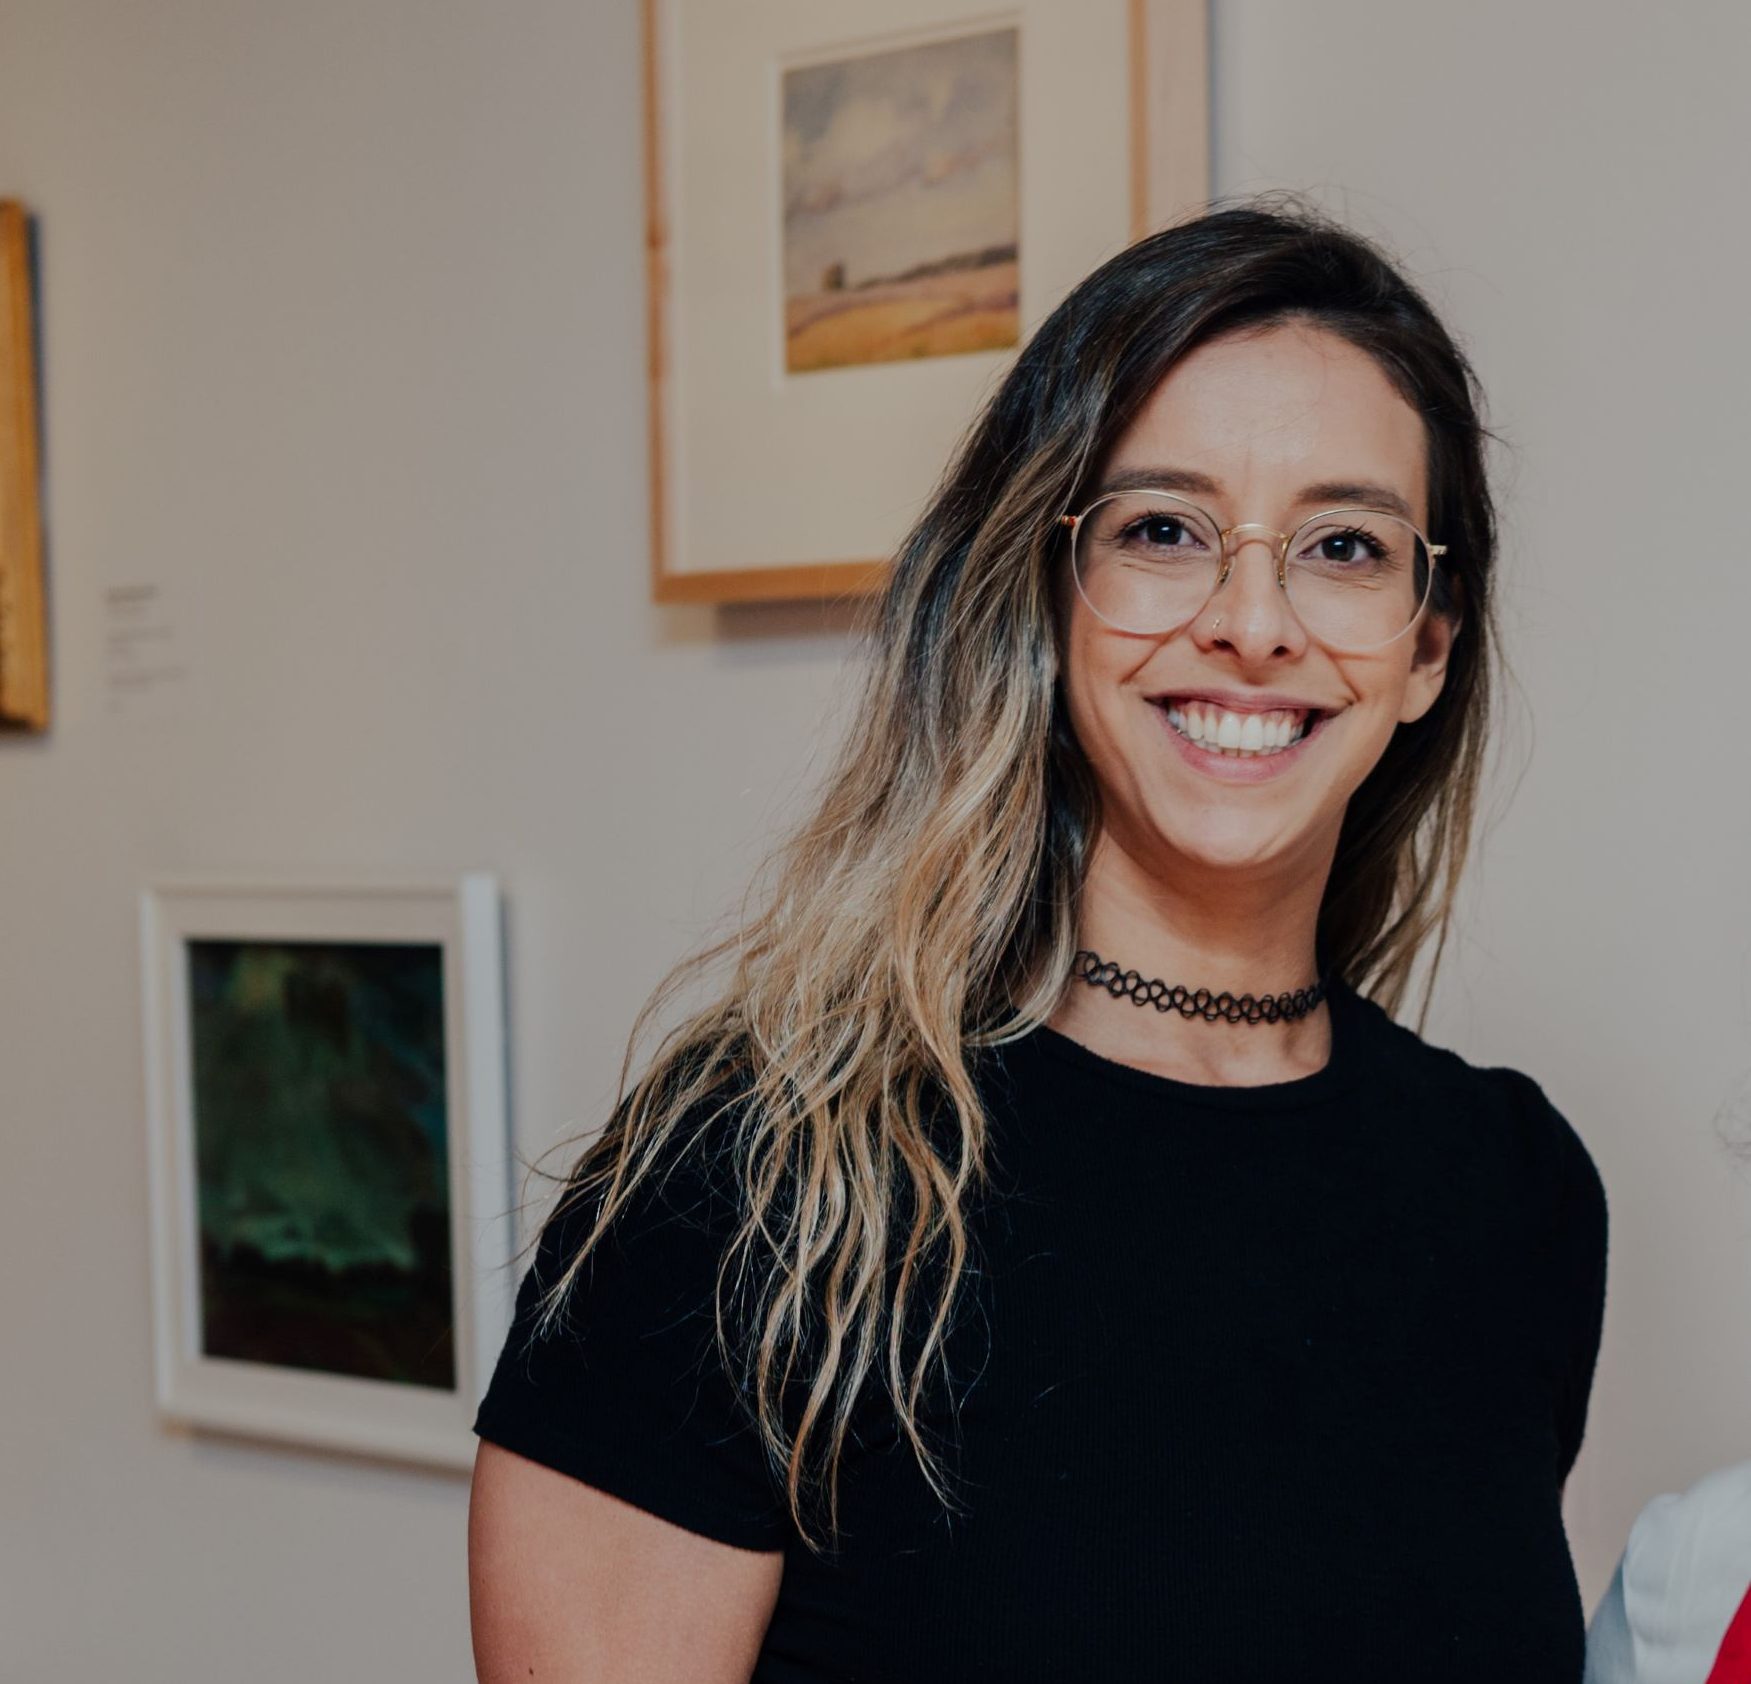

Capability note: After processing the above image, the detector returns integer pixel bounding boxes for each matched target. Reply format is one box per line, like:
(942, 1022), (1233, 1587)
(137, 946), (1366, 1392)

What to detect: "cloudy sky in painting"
(781, 27), (1018, 296)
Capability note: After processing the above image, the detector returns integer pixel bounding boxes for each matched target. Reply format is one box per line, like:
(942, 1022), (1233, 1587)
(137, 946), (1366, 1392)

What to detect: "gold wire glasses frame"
(1050, 486), (1449, 651)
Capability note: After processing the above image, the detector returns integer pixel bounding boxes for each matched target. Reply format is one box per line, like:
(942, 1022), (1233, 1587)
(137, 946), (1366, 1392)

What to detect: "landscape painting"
(186, 937), (455, 1391)
(781, 26), (1020, 374)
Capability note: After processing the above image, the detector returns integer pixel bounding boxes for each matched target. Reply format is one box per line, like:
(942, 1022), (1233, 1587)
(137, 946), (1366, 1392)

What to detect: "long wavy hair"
(519, 191), (1505, 1553)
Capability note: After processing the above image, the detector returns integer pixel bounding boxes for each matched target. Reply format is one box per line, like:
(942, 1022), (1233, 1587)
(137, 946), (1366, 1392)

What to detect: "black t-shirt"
(472, 973), (1610, 1682)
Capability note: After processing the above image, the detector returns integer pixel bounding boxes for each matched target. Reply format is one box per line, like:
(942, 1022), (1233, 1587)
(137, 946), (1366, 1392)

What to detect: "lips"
(1147, 690), (1336, 719)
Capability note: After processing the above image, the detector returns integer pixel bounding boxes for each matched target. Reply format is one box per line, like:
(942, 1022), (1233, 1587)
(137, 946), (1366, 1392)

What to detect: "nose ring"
(1212, 615), (1222, 630)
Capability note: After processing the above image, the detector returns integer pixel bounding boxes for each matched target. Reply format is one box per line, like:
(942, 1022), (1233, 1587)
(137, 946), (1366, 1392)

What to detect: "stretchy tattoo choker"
(1070, 947), (1331, 1025)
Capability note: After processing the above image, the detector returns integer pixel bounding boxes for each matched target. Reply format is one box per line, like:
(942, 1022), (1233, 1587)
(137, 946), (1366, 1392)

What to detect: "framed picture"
(139, 873), (513, 1471)
(0, 199), (48, 730)
(644, 0), (1210, 605)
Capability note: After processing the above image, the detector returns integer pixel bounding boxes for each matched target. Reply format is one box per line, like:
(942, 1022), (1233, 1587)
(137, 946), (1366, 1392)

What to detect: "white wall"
(1, 0), (1745, 1675)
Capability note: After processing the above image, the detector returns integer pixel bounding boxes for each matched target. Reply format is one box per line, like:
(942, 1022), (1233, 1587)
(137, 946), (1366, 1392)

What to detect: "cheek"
(1059, 648), (1106, 767)
(1061, 625), (1153, 794)
(1335, 709), (1397, 785)
(1336, 651), (1415, 731)
(1323, 659), (1416, 787)
(1061, 613), (1116, 731)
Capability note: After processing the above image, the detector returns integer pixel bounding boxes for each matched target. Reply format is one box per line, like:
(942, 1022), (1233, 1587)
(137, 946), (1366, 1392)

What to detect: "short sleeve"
(1550, 1116), (1608, 1486)
(1492, 1067), (1610, 1487)
(472, 1118), (791, 1552)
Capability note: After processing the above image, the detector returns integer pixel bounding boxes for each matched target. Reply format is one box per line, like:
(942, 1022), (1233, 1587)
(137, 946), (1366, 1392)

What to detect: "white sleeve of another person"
(1584, 1458), (1751, 1684)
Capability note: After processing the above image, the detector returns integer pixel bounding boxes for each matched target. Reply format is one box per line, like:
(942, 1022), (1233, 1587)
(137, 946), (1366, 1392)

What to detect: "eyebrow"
(1095, 465), (1416, 523)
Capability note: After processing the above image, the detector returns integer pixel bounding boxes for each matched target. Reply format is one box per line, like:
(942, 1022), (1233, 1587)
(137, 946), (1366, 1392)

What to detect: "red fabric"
(1705, 1580), (1751, 1684)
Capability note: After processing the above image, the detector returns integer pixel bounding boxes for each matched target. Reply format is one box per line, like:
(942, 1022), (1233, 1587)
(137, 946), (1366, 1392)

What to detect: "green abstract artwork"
(187, 938), (454, 1389)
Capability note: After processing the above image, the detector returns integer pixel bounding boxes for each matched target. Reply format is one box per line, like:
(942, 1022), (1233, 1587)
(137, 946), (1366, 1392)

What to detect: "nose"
(1189, 526), (1308, 661)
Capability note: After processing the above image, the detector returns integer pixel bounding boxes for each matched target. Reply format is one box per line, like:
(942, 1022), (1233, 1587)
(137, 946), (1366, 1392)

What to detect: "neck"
(1048, 827), (1337, 1087)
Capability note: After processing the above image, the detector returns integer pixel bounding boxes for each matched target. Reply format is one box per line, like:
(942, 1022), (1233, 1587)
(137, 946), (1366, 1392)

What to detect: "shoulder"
(1627, 1459), (1751, 1557)
(535, 1076), (757, 1292)
(493, 1062), (768, 1407)
(1482, 1065), (1605, 1211)
(1351, 987), (1599, 1172)
(1342, 986), (1607, 1238)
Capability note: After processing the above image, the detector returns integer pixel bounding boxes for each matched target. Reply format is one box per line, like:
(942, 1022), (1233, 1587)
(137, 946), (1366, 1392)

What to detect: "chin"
(1144, 814), (1305, 875)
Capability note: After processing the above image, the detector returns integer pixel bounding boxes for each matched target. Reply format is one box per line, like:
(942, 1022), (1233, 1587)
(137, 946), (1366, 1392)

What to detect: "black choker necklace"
(1070, 947), (1332, 1025)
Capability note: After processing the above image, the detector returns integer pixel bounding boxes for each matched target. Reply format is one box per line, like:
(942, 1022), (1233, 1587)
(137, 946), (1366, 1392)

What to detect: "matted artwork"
(782, 27), (1019, 374)
(140, 874), (512, 1470)
(0, 199), (48, 731)
(644, 0), (1210, 604)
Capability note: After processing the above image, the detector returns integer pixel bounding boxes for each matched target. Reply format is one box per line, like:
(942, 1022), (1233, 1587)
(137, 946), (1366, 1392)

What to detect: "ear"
(1397, 604), (1461, 726)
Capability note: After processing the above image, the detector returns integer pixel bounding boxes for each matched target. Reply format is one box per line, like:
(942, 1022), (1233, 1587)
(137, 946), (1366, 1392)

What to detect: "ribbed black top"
(474, 974), (1609, 1682)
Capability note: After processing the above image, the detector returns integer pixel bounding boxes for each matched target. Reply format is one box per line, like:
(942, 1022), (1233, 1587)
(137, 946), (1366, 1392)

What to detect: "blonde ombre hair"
(519, 194), (1502, 1553)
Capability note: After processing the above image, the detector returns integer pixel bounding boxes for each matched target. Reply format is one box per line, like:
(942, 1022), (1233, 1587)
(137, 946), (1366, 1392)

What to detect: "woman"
(468, 194), (1610, 1683)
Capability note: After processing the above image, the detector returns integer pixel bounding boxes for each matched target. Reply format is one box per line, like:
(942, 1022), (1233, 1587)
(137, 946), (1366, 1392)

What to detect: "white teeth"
(1161, 701), (1314, 758)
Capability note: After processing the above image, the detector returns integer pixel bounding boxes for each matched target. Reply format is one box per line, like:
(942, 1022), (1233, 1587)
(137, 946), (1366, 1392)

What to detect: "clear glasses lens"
(1285, 509), (1432, 650)
(1070, 492), (1435, 652)
(1072, 492), (1224, 637)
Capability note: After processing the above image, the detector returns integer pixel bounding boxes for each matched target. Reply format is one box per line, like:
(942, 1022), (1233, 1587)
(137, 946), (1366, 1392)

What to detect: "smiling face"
(1054, 318), (1459, 883)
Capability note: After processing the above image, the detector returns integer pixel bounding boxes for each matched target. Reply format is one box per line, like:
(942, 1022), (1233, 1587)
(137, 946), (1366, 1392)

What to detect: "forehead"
(1101, 321), (1430, 523)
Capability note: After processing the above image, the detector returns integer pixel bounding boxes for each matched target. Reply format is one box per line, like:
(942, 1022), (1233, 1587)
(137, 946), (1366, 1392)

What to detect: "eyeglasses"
(1059, 489), (1447, 654)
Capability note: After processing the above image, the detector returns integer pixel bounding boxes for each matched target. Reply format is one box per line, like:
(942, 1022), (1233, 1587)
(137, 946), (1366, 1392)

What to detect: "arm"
(469, 1439), (783, 1684)
(1493, 1065), (1609, 1491)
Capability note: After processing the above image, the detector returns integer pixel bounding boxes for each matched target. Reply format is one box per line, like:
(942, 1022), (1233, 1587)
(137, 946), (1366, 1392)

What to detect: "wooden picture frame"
(0, 200), (48, 729)
(644, 0), (1210, 606)
(139, 872), (513, 1471)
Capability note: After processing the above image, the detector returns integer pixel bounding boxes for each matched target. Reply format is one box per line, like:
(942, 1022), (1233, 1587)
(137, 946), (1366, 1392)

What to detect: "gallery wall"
(1, 0), (1747, 1676)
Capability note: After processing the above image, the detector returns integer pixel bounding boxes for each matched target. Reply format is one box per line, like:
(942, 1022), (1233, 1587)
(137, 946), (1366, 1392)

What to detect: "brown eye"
(1292, 515), (1405, 577)
(1316, 528), (1378, 564)
(1122, 513), (1208, 551)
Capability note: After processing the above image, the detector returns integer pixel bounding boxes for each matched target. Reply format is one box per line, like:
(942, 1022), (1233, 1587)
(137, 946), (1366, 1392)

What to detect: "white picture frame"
(139, 871), (512, 1471)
